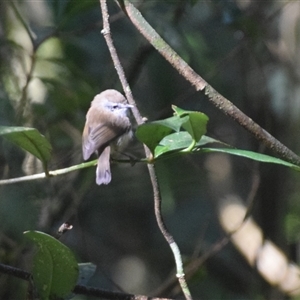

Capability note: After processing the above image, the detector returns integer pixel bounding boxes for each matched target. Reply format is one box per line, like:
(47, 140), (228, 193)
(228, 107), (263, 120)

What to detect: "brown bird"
(82, 89), (133, 185)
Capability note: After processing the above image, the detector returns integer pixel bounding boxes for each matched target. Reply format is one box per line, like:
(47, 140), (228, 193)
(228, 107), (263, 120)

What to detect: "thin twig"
(99, 6), (143, 124)
(0, 263), (32, 281)
(0, 263), (171, 300)
(0, 156), (148, 185)
(0, 160), (97, 185)
(122, 0), (300, 166)
(99, 1), (192, 299)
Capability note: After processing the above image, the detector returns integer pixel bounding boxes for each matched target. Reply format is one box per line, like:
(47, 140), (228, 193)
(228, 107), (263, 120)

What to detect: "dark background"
(0, 1), (300, 299)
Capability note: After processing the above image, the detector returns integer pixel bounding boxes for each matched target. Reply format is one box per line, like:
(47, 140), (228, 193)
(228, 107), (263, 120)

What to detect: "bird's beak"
(123, 104), (134, 108)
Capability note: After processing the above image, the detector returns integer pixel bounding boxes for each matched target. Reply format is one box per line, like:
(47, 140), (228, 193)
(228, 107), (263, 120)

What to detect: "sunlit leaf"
(136, 123), (173, 154)
(182, 112), (209, 142)
(155, 132), (218, 158)
(135, 115), (186, 153)
(172, 105), (209, 142)
(172, 105), (194, 117)
(136, 107), (209, 154)
(153, 132), (300, 173)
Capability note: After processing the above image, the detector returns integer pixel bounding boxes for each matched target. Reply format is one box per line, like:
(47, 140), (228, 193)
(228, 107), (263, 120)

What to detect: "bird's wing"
(82, 123), (126, 160)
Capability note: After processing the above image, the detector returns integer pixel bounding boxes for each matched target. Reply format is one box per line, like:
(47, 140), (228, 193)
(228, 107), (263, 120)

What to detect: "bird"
(82, 89), (133, 185)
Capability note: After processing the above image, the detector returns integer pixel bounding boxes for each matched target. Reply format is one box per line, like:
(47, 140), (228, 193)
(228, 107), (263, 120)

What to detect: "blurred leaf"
(198, 148), (300, 171)
(57, 0), (98, 30)
(63, 0), (98, 17)
(0, 95), (14, 126)
(0, 126), (52, 172)
(24, 231), (78, 300)
(10, 1), (36, 43)
(285, 214), (300, 243)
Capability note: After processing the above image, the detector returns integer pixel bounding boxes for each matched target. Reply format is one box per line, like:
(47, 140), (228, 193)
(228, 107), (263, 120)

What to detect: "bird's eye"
(111, 104), (119, 111)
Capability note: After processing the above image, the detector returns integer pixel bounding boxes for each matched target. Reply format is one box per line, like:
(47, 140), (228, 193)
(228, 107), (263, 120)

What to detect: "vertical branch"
(99, 1), (192, 299)
(99, 3), (142, 125)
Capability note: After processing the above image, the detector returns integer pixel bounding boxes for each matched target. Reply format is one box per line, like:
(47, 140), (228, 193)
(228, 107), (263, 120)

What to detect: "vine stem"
(99, 1), (192, 299)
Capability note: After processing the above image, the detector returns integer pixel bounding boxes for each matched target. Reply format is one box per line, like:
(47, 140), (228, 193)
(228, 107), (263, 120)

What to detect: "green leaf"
(24, 231), (79, 300)
(32, 243), (52, 299)
(152, 131), (300, 173)
(198, 148), (300, 171)
(135, 115), (186, 153)
(172, 105), (192, 117)
(182, 112), (209, 142)
(135, 123), (173, 154)
(136, 107), (209, 154)
(154, 115), (188, 132)
(0, 126), (52, 172)
(154, 132), (218, 158)
(172, 105), (209, 143)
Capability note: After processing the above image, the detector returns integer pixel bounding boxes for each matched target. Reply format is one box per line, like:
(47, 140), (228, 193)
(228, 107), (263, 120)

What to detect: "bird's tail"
(96, 146), (111, 185)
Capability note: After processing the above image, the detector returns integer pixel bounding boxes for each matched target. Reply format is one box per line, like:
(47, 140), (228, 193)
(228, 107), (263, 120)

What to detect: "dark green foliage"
(0, 1), (299, 299)
(0, 126), (52, 172)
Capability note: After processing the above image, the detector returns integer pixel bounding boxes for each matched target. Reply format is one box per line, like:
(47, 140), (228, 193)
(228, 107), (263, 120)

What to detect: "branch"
(152, 236), (229, 297)
(99, 1), (192, 299)
(0, 263), (172, 300)
(0, 156), (149, 185)
(122, 0), (300, 166)
(0, 160), (97, 185)
(99, 3), (143, 124)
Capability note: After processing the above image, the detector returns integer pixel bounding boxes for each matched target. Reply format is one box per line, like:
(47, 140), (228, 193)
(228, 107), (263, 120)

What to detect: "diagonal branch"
(99, 1), (192, 299)
(122, 0), (300, 166)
